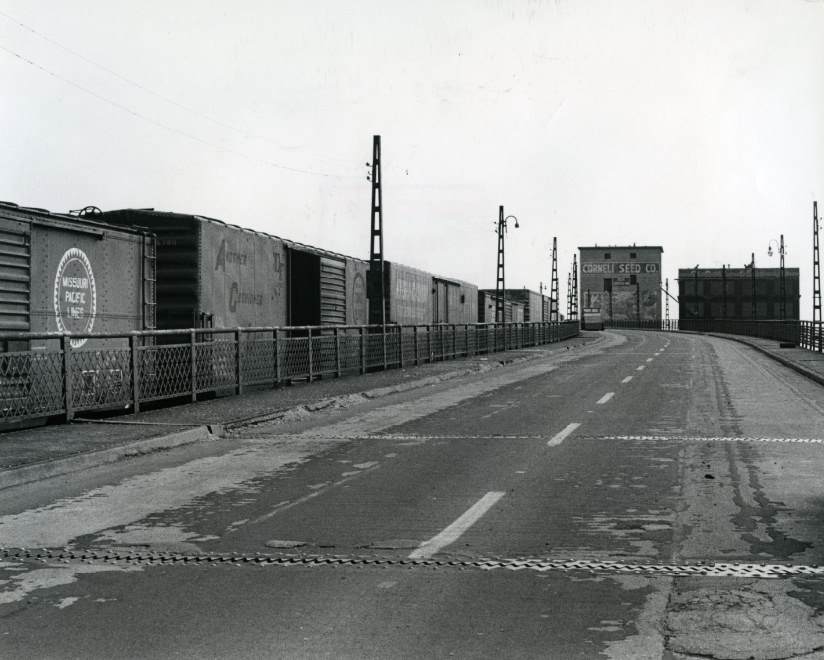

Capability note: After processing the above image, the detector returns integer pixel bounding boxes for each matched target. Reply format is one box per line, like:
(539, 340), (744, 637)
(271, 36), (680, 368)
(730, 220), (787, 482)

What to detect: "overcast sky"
(3, 0), (824, 318)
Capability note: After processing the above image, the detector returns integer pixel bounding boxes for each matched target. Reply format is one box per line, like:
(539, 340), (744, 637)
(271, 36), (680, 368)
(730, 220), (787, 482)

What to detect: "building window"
(630, 252), (637, 259)
(604, 252), (611, 259)
(630, 275), (637, 285)
(604, 278), (612, 292)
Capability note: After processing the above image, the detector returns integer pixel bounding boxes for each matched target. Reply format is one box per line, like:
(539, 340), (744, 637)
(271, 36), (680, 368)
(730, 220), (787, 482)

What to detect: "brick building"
(677, 266), (800, 323)
(579, 246), (663, 322)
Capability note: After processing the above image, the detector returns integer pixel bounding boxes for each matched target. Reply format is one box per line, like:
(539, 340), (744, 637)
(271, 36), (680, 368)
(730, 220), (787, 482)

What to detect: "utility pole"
(550, 237), (559, 322)
(694, 267), (699, 318)
(665, 278), (670, 325)
(635, 283), (641, 325)
(722, 265), (727, 320)
(814, 202), (821, 349)
(780, 235), (786, 320)
(570, 255), (578, 321)
(367, 135), (386, 326)
(495, 206), (519, 323)
(751, 253), (757, 320)
(566, 273), (572, 319)
(495, 206), (506, 323)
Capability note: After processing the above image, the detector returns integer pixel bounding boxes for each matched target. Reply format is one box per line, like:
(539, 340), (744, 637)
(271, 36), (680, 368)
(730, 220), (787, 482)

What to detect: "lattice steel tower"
(550, 237), (559, 322)
(814, 201), (821, 347)
(570, 254), (578, 321)
(367, 135), (386, 325)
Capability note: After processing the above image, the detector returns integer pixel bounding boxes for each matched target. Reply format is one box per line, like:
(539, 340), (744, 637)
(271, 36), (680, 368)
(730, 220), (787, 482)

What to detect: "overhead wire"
(0, 12), (359, 179)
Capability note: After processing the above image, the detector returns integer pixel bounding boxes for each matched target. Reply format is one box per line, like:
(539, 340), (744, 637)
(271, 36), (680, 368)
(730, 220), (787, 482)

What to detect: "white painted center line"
(409, 491), (505, 559)
(621, 376), (633, 384)
(548, 422), (581, 446)
(637, 365), (645, 371)
(596, 392), (615, 405)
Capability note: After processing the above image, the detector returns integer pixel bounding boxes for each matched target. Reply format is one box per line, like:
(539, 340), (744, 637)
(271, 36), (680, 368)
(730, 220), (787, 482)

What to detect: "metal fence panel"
(0, 320), (582, 425)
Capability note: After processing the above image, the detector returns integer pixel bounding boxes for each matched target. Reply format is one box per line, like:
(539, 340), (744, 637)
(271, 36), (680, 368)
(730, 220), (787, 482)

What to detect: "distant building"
(578, 246), (663, 322)
(677, 266), (800, 323)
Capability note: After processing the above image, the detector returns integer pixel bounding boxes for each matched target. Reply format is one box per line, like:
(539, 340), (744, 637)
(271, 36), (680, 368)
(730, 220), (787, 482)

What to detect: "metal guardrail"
(606, 318), (824, 352)
(0, 321), (580, 425)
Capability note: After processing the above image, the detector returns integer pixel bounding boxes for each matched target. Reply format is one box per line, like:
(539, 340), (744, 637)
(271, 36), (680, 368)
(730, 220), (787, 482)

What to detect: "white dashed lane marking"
(621, 376), (632, 384)
(547, 423), (581, 446)
(636, 365), (645, 371)
(596, 392), (614, 405)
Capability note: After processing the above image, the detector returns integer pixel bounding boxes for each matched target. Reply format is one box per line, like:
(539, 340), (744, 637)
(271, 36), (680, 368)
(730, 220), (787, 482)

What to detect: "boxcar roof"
(103, 207), (366, 265)
(0, 201), (151, 237)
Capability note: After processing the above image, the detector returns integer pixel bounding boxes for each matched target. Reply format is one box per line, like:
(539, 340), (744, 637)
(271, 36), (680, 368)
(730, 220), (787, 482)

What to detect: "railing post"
(360, 327), (366, 374)
(190, 330), (197, 402)
(382, 328), (388, 370)
(308, 329), (314, 382)
(335, 327), (342, 378)
(61, 335), (74, 422)
(466, 324), (471, 357)
(130, 334), (140, 414)
(452, 324), (457, 359)
(414, 325), (420, 365)
(427, 325), (432, 363)
(398, 326), (404, 369)
(236, 329), (243, 395)
(442, 325), (446, 361)
(273, 328), (280, 386)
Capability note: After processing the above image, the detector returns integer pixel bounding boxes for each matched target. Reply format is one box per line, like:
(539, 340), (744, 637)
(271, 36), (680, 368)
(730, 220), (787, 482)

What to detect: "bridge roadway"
(2, 330), (824, 658)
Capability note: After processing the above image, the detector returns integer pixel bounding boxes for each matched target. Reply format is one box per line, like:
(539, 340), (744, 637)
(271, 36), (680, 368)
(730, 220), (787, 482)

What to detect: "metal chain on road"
(254, 433), (824, 444)
(3, 547), (823, 579)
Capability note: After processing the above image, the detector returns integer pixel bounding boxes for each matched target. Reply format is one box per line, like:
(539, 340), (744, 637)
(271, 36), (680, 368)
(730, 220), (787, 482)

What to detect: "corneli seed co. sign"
(582, 263), (659, 274)
(53, 248), (97, 348)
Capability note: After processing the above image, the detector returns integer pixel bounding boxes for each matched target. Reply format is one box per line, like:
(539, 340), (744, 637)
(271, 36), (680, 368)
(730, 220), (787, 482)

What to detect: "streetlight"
(767, 235), (786, 320)
(748, 253), (756, 319)
(494, 206), (519, 323)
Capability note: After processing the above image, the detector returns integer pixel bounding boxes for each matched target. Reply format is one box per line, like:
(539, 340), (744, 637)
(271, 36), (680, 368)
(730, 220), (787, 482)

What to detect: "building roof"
(578, 245), (664, 252)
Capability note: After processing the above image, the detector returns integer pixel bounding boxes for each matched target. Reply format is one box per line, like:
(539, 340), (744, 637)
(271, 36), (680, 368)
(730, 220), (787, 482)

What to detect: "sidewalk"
(708, 332), (824, 387)
(0, 337), (599, 489)
(2, 330), (823, 491)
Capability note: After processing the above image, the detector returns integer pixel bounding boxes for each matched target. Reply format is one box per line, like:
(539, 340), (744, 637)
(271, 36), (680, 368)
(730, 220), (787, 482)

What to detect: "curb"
(222, 355), (517, 430)
(0, 425), (219, 491)
(222, 339), (596, 432)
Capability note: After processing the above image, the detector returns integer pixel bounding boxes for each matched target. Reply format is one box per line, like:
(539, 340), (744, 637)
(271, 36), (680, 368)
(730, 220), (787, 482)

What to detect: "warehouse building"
(578, 246), (663, 322)
(677, 266), (800, 325)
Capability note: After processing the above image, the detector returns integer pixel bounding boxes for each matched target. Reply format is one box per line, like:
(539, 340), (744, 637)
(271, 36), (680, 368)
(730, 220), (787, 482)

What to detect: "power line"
(0, 9), (353, 168)
(0, 44), (358, 179)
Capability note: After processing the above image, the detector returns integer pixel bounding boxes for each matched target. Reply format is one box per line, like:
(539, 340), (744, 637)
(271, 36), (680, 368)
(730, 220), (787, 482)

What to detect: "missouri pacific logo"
(53, 248), (97, 348)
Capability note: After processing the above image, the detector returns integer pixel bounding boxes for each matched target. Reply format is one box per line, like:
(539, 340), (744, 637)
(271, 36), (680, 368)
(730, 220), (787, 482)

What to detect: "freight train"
(2, 202), (510, 425)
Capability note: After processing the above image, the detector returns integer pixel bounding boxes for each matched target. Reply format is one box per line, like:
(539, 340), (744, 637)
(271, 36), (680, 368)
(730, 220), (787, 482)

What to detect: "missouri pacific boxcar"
(0, 202), (156, 423)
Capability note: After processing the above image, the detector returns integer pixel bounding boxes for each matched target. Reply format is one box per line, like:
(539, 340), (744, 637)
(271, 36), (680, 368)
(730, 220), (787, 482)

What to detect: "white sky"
(2, 0), (824, 318)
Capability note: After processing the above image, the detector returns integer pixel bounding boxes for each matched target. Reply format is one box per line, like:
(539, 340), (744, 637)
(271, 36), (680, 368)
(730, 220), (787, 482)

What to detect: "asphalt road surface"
(3, 330), (824, 659)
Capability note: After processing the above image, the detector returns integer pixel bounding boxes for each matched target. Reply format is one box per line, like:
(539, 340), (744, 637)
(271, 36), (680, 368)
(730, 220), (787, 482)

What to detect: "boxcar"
(372, 261), (478, 326)
(0, 202), (156, 422)
(100, 209), (368, 330)
(501, 289), (544, 322)
(477, 290), (525, 323)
